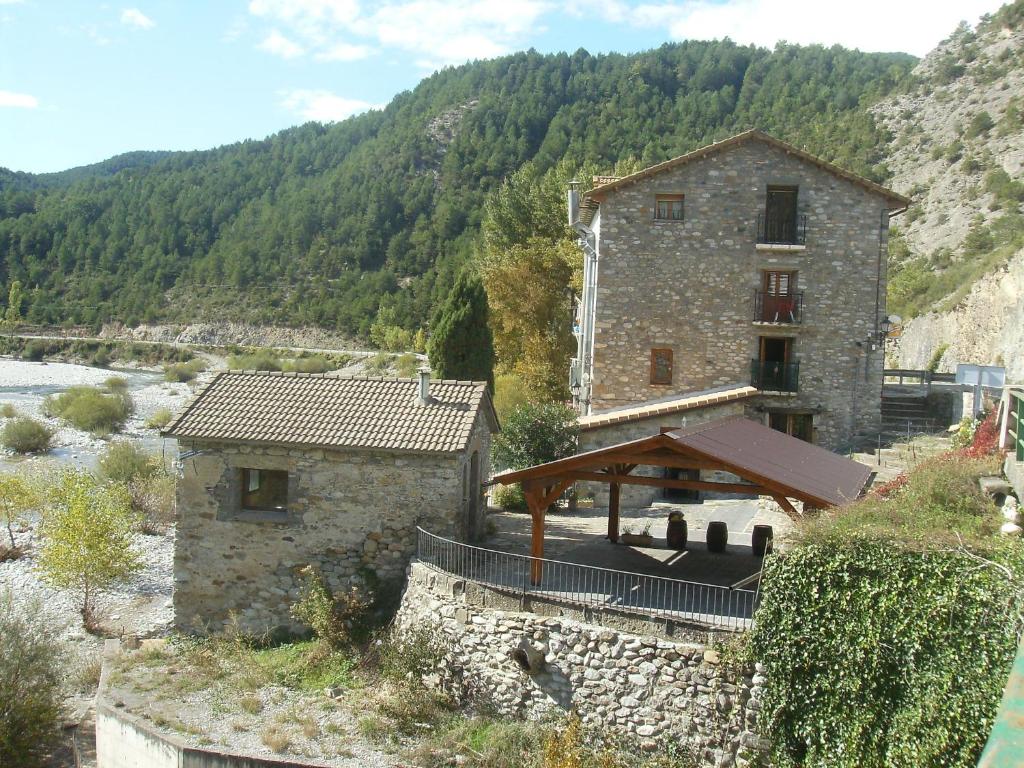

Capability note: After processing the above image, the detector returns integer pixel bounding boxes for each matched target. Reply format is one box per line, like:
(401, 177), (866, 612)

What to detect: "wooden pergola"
(492, 417), (872, 583)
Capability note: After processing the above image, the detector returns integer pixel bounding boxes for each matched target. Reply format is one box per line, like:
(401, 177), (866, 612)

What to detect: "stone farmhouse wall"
(397, 563), (768, 768)
(174, 415), (491, 635)
(589, 140), (891, 450)
(578, 400), (747, 507)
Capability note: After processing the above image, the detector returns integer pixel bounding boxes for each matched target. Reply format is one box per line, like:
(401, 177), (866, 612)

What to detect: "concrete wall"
(95, 702), (334, 768)
(577, 400), (747, 507)
(588, 140), (891, 450)
(396, 562), (768, 768)
(174, 414), (491, 635)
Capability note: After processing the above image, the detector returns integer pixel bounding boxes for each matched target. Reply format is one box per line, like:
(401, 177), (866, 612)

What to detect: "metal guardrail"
(416, 527), (759, 631)
(883, 369), (957, 385)
(750, 359), (800, 393)
(756, 213), (807, 245)
(754, 290), (803, 324)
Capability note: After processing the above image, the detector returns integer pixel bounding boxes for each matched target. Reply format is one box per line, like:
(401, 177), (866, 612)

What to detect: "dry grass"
(238, 694), (262, 715)
(261, 725), (292, 753)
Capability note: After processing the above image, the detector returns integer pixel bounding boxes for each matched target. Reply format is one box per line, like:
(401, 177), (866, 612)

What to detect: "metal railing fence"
(750, 359), (800, 393)
(754, 290), (804, 324)
(416, 527), (759, 631)
(756, 212), (807, 245)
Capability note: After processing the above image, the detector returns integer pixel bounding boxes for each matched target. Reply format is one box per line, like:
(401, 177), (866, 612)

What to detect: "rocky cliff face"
(873, 6), (1024, 375)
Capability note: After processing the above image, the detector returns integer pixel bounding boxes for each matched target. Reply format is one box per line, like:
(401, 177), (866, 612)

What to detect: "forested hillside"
(0, 41), (915, 338)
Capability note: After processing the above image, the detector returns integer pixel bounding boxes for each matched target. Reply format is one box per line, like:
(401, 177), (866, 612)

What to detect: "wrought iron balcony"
(756, 213), (807, 246)
(750, 359), (800, 393)
(754, 290), (803, 324)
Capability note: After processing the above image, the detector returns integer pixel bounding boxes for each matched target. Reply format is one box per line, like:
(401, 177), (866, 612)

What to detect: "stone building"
(164, 370), (497, 634)
(569, 129), (910, 453)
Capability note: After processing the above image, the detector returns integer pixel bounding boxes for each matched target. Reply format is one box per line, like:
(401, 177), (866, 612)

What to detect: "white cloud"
(258, 29), (305, 58)
(280, 89), (380, 121)
(0, 90), (38, 109)
(248, 0), (548, 68)
(315, 42), (373, 61)
(589, 0), (1005, 57)
(120, 7), (155, 29)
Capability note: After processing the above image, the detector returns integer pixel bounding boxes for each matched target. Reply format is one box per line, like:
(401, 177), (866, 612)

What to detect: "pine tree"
(427, 272), (495, 389)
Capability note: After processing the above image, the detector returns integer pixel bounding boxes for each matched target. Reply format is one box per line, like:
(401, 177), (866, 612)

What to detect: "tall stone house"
(569, 130), (910, 453)
(164, 370), (497, 635)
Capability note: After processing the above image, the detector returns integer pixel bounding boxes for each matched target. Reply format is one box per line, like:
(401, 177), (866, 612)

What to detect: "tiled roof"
(579, 385), (757, 431)
(163, 371), (496, 454)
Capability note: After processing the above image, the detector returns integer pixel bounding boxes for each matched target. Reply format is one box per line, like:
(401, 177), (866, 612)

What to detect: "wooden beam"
(608, 482), (621, 543)
(772, 494), (801, 519)
(523, 486), (546, 585)
(567, 470), (768, 495)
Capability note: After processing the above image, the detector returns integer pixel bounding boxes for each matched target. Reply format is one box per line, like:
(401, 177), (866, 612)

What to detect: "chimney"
(418, 367), (432, 404)
(567, 180), (581, 227)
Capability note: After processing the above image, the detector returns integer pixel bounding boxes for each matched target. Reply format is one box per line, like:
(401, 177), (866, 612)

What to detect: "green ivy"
(751, 538), (1024, 767)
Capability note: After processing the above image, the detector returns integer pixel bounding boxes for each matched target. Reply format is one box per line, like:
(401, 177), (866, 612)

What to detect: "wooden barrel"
(666, 519), (687, 549)
(706, 521), (728, 553)
(751, 524), (774, 557)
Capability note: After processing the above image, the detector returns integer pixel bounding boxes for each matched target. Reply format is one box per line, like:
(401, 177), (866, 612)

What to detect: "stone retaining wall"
(396, 562), (768, 768)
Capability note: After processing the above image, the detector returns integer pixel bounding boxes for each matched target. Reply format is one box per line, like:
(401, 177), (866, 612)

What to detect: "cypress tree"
(427, 272), (495, 389)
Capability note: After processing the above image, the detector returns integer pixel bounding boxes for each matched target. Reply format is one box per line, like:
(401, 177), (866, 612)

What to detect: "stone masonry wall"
(174, 428), (490, 635)
(397, 563), (767, 768)
(578, 400), (747, 507)
(590, 140), (891, 450)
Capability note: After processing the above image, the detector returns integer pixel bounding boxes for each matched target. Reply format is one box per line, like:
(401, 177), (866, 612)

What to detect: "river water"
(0, 359), (190, 471)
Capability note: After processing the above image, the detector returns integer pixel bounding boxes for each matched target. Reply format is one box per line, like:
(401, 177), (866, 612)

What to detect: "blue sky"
(0, 0), (1007, 173)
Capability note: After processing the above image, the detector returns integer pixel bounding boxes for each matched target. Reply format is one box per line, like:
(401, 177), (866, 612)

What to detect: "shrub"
(363, 352), (391, 375)
(164, 358), (206, 382)
(21, 340), (46, 362)
(393, 352), (420, 378)
(926, 343), (948, 372)
(290, 566), (372, 649)
(37, 469), (143, 626)
(0, 403), (17, 419)
(1, 417), (52, 454)
(145, 407), (174, 429)
(282, 355), (332, 374)
(965, 110), (994, 138)
(104, 376), (129, 392)
(492, 483), (527, 511)
(0, 474), (39, 550)
(0, 592), (65, 767)
(491, 401), (578, 471)
(227, 352), (281, 371)
(98, 441), (160, 484)
(128, 474), (176, 535)
(379, 622), (449, 682)
(42, 385), (132, 435)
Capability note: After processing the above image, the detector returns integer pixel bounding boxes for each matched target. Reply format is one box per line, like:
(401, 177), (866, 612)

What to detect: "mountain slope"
(875, 0), (1024, 377)
(0, 41), (914, 338)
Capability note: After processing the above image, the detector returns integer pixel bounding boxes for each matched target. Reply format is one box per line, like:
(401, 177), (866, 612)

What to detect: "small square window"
(650, 348), (673, 385)
(240, 468), (288, 512)
(654, 194), (684, 221)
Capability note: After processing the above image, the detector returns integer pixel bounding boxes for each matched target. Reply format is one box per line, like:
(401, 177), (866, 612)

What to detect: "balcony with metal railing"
(750, 359), (800, 393)
(756, 213), (807, 247)
(754, 290), (803, 324)
(416, 527), (759, 631)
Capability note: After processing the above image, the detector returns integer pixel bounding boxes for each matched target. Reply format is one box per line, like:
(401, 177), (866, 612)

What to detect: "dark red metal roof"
(665, 417), (871, 507)
(493, 416), (871, 508)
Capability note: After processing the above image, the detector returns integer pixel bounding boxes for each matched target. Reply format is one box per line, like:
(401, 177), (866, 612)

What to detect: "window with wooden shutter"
(650, 348), (673, 385)
(654, 194), (684, 221)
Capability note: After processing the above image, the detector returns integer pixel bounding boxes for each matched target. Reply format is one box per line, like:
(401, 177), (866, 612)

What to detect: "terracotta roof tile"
(579, 385), (757, 430)
(163, 371), (495, 454)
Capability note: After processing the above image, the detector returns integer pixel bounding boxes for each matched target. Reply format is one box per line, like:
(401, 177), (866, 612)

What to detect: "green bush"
(104, 376), (129, 392)
(1, 417), (52, 454)
(0, 592), (65, 767)
(491, 402), (578, 471)
(926, 343), (948, 372)
(363, 352), (391, 375)
(227, 352), (282, 371)
(98, 441), (160, 484)
(965, 110), (995, 138)
(290, 566), (373, 649)
(145, 407), (174, 429)
(393, 352), (420, 378)
(21, 341), (46, 362)
(0, 403), (17, 419)
(282, 355), (332, 374)
(42, 385), (132, 435)
(492, 483), (527, 511)
(128, 473), (175, 535)
(164, 358), (206, 382)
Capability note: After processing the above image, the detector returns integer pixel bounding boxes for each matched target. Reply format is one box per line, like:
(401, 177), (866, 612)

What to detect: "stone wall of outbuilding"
(173, 415), (490, 635)
(396, 562), (768, 768)
(577, 400), (748, 507)
(588, 139), (891, 450)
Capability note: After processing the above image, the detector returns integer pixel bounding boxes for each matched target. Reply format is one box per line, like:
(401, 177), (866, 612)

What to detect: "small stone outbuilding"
(164, 370), (497, 635)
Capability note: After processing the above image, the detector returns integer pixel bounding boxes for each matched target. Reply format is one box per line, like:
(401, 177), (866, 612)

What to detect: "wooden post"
(608, 482), (621, 543)
(523, 484), (546, 585)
